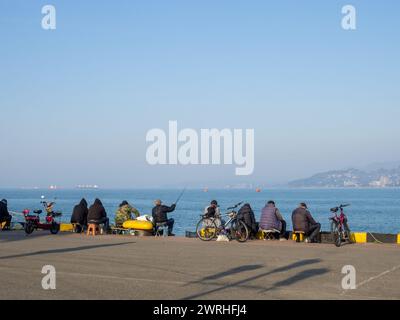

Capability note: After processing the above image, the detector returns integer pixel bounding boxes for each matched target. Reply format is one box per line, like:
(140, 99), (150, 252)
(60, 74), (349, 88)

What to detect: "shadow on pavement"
(261, 268), (329, 293)
(202, 265), (264, 281)
(183, 259), (325, 299)
(0, 242), (135, 260)
(0, 230), (71, 244)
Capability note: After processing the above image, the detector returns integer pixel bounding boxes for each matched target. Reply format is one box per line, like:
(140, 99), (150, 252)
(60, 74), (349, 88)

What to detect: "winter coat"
(70, 199), (88, 225)
(260, 204), (283, 231)
(87, 199), (107, 222)
(237, 203), (258, 234)
(115, 204), (140, 227)
(292, 207), (318, 233)
(0, 200), (10, 219)
(152, 204), (176, 224)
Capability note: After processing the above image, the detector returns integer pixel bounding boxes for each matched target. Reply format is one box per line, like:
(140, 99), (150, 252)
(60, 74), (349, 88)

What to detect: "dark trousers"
(280, 220), (288, 239)
(0, 215), (12, 229)
(156, 218), (175, 235)
(101, 217), (110, 231)
(72, 223), (86, 233)
(273, 220), (288, 239)
(307, 223), (321, 242)
(166, 218), (174, 235)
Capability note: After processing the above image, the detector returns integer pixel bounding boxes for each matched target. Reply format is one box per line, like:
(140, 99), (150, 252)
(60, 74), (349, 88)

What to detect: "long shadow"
(183, 259), (322, 299)
(0, 242), (135, 260)
(202, 265), (264, 281)
(261, 268), (329, 293)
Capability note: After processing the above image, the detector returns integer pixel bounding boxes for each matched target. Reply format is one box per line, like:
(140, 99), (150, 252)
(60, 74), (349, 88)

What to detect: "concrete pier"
(0, 231), (399, 300)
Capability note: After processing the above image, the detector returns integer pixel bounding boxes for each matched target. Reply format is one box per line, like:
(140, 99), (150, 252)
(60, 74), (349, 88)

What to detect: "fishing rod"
(174, 187), (187, 206)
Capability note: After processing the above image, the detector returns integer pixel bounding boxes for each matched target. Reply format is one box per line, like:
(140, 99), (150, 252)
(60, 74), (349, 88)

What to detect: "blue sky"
(1, 0), (399, 188)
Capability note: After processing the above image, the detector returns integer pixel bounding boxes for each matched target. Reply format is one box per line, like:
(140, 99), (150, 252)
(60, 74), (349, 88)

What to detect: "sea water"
(1, 188), (399, 235)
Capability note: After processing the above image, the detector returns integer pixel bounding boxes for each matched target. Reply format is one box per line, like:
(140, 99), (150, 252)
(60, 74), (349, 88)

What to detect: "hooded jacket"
(70, 199), (88, 225)
(0, 199), (10, 219)
(87, 199), (107, 222)
(237, 203), (258, 234)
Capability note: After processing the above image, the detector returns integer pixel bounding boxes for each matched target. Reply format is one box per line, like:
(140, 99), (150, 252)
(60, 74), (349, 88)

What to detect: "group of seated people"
(205, 200), (321, 243)
(2, 195), (321, 242)
(70, 198), (177, 236)
(262, 201), (321, 243)
(70, 198), (110, 233)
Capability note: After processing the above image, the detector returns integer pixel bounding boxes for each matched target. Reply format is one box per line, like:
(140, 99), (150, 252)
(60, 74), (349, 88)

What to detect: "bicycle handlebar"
(330, 204), (350, 212)
(227, 201), (243, 211)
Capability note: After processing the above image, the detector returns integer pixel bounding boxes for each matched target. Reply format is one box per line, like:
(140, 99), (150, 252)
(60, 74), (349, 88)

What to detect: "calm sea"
(1, 188), (399, 235)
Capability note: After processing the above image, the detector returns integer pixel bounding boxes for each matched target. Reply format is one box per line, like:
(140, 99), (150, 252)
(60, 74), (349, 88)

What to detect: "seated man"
(204, 200), (220, 218)
(115, 200), (140, 227)
(292, 203), (321, 243)
(152, 199), (176, 236)
(203, 200), (223, 227)
(70, 198), (88, 232)
(0, 199), (12, 230)
(87, 198), (110, 231)
(259, 200), (288, 240)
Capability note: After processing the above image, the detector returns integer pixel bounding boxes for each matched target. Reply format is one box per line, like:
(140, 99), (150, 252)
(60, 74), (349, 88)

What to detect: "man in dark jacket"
(292, 203), (321, 243)
(0, 199), (12, 230)
(152, 199), (176, 236)
(70, 198), (88, 232)
(237, 203), (258, 238)
(87, 198), (109, 231)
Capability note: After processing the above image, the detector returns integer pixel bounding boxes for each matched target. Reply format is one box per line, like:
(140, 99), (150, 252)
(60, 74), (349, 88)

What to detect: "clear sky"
(1, 0), (399, 188)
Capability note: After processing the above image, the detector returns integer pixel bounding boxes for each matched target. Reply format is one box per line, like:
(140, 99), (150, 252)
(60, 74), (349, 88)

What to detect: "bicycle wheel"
(331, 221), (341, 247)
(24, 221), (35, 235)
(196, 218), (218, 241)
(50, 222), (60, 234)
(232, 220), (249, 243)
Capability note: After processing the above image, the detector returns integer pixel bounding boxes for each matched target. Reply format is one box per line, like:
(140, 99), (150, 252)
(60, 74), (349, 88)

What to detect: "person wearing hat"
(204, 200), (220, 218)
(292, 202), (321, 243)
(204, 200), (223, 227)
(115, 200), (140, 228)
(0, 199), (12, 230)
(152, 199), (176, 236)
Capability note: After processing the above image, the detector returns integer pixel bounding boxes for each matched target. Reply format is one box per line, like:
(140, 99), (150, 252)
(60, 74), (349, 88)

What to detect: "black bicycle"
(196, 202), (249, 242)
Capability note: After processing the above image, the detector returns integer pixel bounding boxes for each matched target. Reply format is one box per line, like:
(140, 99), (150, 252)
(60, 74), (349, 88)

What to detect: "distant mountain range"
(289, 164), (400, 188)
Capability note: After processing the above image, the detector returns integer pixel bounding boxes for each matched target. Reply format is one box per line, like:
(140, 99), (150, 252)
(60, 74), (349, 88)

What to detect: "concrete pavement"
(0, 231), (399, 300)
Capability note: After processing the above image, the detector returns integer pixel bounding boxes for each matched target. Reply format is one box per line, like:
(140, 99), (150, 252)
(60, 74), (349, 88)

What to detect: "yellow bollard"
(350, 232), (367, 243)
(60, 223), (74, 232)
